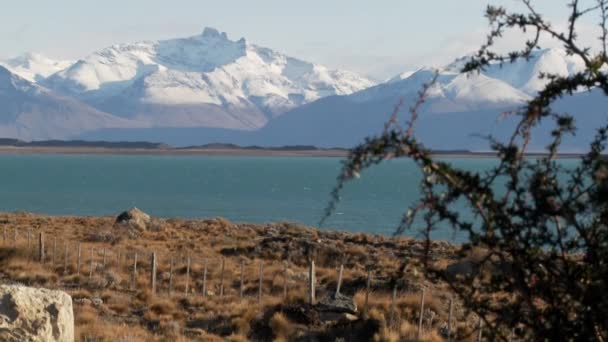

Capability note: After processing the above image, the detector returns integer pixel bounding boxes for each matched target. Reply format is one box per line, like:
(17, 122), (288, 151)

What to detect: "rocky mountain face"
(0, 66), (139, 140)
(79, 48), (605, 152)
(40, 27), (374, 130)
(1, 37), (603, 151)
(0, 52), (74, 83)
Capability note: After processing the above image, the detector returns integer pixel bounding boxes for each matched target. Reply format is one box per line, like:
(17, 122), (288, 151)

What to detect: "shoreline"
(0, 145), (588, 158)
(0, 146), (348, 157)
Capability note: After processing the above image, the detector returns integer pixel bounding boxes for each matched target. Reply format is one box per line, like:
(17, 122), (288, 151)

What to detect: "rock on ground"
(0, 284), (74, 342)
(115, 207), (151, 231)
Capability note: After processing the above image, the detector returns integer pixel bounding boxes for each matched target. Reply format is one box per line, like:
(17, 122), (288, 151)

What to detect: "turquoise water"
(0, 154), (511, 242)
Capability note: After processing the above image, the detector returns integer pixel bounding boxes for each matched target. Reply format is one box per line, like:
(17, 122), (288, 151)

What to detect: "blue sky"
(0, 0), (590, 79)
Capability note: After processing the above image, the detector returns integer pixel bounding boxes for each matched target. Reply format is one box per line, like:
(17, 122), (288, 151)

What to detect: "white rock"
(0, 285), (74, 342)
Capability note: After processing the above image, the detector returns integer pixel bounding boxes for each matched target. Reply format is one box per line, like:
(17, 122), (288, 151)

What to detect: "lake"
(0, 154), (526, 243)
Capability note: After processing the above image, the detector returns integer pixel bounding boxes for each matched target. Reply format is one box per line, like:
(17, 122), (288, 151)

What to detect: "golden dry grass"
(0, 212), (469, 341)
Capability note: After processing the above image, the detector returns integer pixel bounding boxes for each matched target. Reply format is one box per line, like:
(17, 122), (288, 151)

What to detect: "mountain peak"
(201, 27), (228, 40)
(1, 53), (74, 82)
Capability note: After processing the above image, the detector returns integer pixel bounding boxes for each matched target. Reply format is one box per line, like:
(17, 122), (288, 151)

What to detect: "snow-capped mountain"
(77, 48), (607, 152)
(0, 66), (139, 140)
(42, 27), (375, 130)
(447, 48), (586, 95)
(0, 53), (74, 83)
(242, 48), (599, 149)
(351, 67), (531, 112)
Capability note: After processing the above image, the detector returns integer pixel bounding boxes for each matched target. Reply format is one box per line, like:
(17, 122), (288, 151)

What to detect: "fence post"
(389, 285), (397, 330)
(219, 258), (225, 298)
(185, 255), (191, 296)
(447, 298), (453, 342)
(76, 243), (82, 274)
(202, 258), (207, 298)
(132, 252), (138, 290)
(364, 269), (371, 314)
(169, 257), (174, 295)
(418, 287), (426, 340)
(102, 248), (107, 268)
(283, 262), (288, 300)
(2, 226), (6, 244)
(63, 243), (69, 274)
(308, 260), (316, 305)
(27, 229), (31, 258)
(52, 237), (57, 265)
(13, 227), (17, 245)
(150, 252), (157, 294)
(239, 260), (244, 298)
(38, 232), (44, 263)
(335, 264), (344, 296)
(89, 248), (94, 279)
(477, 317), (483, 342)
(258, 261), (264, 303)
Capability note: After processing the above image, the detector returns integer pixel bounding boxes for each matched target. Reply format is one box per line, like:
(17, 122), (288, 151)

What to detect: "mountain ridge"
(0, 66), (142, 140)
(39, 27), (375, 130)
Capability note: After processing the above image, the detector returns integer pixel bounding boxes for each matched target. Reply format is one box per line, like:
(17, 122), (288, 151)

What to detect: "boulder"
(317, 293), (358, 315)
(115, 207), (151, 231)
(317, 293), (358, 314)
(444, 260), (476, 281)
(0, 285), (74, 342)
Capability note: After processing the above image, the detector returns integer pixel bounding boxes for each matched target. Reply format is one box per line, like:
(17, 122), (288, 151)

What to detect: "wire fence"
(0, 226), (501, 341)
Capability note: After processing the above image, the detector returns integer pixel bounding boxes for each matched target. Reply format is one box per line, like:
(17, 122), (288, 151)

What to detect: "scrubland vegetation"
(0, 212), (486, 341)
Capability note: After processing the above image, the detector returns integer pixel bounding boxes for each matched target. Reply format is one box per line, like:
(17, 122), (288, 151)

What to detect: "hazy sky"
(0, 0), (596, 79)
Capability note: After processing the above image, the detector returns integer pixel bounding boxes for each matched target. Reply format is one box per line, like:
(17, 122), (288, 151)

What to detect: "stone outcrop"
(115, 207), (151, 231)
(316, 293), (358, 323)
(0, 285), (74, 342)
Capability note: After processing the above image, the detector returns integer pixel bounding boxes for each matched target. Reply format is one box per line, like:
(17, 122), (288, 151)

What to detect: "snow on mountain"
(0, 66), (140, 141)
(445, 48), (586, 95)
(351, 67), (531, 112)
(78, 47), (603, 151)
(0, 53), (74, 83)
(240, 48), (595, 149)
(43, 27), (375, 130)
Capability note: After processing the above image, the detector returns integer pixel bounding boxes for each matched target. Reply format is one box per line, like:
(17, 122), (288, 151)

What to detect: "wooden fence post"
(52, 237), (57, 265)
(239, 260), (244, 298)
(27, 229), (31, 258)
(38, 232), (44, 262)
(389, 286), (397, 330)
(63, 243), (69, 274)
(2, 226), (6, 244)
(335, 264), (344, 296)
(117, 249), (121, 270)
(150, 252), (157, 294)
(364, 269), (371, 314)
(418, 287), (426, 340)
(477, 317), (483, 342)
(308, 260), (316, 305)
(132, 252), (138, 289)
(283, 262), (288, 300)
(13, 227), (17, 245)
(102, 248), (107, 268)
(89, 248), (94, 279)
(185, 255), (191, 296)
(447, 298), (454, 342)
(219, 258), (225, 298)
(76, 243), (82, 274)
(169, 257), (174, 295)
(202, 258), (207, 298)
(258, 261), (264, 303)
